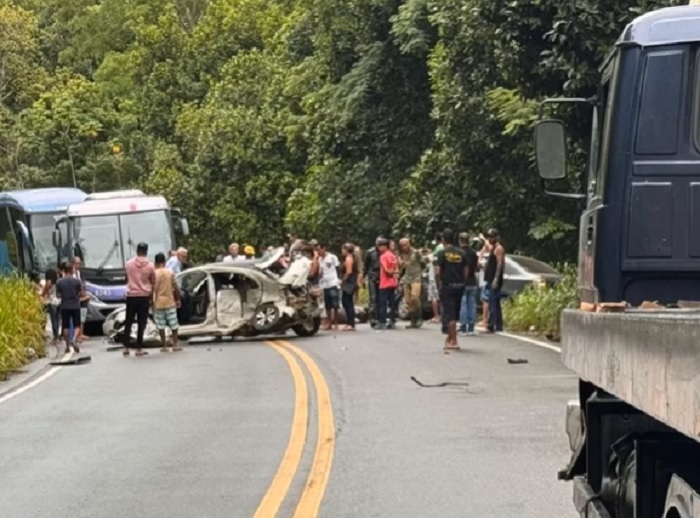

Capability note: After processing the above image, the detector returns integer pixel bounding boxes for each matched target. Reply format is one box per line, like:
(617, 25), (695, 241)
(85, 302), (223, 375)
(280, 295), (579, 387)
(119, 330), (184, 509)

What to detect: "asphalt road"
(0, 325), (578, 518)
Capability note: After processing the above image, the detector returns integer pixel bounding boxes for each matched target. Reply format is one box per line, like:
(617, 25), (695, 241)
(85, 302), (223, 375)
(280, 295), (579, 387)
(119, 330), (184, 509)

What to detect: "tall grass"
(502, 264), (578, 340)
(0, 276), (46, 380)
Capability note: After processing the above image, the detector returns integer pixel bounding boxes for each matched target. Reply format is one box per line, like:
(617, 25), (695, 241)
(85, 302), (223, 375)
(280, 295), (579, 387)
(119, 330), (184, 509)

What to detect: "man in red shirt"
(377, 238), (398, 330)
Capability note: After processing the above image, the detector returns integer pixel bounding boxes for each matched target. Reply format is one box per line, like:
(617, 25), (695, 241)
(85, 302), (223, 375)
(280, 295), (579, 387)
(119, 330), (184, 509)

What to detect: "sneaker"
(387, 322), (396, 330)
(72, 344), (80, 354)
(375, 324), (387, 332)
(459, 330), (468, 337)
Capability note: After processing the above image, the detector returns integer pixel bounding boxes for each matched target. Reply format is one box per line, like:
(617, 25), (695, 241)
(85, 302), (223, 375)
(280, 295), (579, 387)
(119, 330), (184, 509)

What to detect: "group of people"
(39, 227), (505, 355)
(38, 246), (189, 357)
(119, 244), (185, 356)
(274, 227), (506, 350)
(38, 258), (89, 354)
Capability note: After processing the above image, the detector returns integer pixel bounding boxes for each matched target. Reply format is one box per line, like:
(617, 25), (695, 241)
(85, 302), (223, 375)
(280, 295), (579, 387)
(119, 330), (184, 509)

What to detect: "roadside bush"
(503, 264), (578, 340)
(0, 276), (45, 380)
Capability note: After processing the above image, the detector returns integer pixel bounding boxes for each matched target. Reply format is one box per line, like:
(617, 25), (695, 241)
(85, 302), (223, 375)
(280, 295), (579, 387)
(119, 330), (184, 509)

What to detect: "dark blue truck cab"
(535, 6), (700, 518)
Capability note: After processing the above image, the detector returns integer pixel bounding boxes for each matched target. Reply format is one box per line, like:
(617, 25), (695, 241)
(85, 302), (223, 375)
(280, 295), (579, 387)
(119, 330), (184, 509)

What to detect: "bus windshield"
(73, 210), (173, 270)
(29, 213), (61, 273)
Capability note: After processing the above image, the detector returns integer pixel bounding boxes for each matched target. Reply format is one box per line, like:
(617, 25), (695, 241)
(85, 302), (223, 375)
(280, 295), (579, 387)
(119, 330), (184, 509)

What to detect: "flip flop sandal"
(135, 351), (149, 357)
(122, 350), (130, 357)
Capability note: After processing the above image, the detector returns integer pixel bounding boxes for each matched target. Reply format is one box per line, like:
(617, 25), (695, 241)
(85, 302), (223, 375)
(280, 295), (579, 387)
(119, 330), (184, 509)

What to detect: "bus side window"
(0, 208), (18, 270)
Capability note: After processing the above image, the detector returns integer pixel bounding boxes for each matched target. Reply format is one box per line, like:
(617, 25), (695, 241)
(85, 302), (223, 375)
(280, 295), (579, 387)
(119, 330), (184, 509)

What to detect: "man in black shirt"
(56, 263), (85, 354)
(435, 228), (468, 350)
(458, 232), (479, 335)
(363, 236), (384, 328)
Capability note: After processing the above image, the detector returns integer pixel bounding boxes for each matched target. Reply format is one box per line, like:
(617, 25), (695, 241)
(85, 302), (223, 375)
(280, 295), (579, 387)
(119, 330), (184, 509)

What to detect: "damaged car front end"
(106, 247), (322, 346)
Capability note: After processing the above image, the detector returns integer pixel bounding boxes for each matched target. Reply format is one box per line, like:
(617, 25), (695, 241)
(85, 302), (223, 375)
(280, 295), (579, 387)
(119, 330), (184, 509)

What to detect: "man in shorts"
(317, 243), (340, 331)
(55, 263), (85, 354)
(435, 228), (468, 351)
(153, 253), (182, 352)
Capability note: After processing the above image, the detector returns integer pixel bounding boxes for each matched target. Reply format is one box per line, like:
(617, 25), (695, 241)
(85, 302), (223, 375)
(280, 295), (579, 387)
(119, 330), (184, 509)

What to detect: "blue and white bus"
(0, 188), (87, 275)
(54, 190), (189, 322)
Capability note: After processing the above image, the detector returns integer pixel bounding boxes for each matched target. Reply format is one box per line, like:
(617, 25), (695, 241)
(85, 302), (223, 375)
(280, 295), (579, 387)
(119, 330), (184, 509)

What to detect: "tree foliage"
(0, 0), (686, 260)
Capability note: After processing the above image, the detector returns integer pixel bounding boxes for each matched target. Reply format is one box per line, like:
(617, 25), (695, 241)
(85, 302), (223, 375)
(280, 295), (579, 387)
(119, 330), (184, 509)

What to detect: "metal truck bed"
(562, 309), (700, 443)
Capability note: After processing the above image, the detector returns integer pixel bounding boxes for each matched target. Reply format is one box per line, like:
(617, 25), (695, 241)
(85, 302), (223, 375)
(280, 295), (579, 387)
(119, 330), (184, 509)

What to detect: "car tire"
(292, 317), (321, 337)
(252, 303), (281, 332)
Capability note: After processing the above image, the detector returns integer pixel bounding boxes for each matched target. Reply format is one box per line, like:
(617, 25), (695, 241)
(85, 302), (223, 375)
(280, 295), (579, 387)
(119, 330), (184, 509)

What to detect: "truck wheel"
(253, 304), (281, 332)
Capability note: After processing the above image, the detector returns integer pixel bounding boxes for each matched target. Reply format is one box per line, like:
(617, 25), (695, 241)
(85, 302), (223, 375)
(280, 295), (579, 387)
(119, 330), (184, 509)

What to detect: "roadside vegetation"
(503, 264), (578, 341)
(0, 0), (685, 262)
(0, 277), (45, 380)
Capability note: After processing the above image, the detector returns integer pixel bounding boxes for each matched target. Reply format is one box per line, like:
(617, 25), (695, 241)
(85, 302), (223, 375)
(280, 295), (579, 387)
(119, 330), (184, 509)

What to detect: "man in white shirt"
(317, 243), (340, 331)
(223, 243), (246, 263)
(166, 247), (188, 274)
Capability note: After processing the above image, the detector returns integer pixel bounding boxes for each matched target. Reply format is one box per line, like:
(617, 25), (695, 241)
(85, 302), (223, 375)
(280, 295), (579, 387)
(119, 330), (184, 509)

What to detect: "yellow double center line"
(254, 340), (335, 518)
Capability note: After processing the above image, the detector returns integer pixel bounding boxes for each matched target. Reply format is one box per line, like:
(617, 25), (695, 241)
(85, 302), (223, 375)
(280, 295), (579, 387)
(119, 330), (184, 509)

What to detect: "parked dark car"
(395, 255), (562, 321)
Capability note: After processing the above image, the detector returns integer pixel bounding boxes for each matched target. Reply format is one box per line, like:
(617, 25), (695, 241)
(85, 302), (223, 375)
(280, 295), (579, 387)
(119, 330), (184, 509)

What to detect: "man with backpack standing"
(399, 238), (426, 328)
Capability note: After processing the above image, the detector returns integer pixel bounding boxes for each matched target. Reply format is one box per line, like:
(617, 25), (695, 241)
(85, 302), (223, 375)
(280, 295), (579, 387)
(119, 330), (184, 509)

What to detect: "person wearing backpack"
(399, 238), (427, 329)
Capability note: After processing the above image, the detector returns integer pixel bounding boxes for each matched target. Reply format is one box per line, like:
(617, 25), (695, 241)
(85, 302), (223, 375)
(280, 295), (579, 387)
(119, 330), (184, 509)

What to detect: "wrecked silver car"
(104, 248), (321, 345)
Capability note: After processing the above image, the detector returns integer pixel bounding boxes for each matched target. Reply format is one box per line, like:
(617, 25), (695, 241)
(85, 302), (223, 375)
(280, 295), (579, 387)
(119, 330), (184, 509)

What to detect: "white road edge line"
(496, 331), (562, 353)
(0, 352), (72, 406)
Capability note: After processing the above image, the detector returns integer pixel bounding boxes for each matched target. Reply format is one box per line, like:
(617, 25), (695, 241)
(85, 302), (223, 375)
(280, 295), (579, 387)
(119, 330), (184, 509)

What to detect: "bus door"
(52, 217), (71, 265)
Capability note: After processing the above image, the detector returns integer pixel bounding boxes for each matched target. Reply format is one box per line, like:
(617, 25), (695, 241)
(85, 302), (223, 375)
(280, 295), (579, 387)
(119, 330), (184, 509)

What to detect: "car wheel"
(292, 317), (321, 337)
(253, 304), (281, 332)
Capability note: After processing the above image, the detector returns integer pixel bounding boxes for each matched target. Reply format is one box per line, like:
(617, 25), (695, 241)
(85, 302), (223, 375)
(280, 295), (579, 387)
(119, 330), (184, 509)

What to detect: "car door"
(177, 270), (217, 336)
(213, 272), (246, 330)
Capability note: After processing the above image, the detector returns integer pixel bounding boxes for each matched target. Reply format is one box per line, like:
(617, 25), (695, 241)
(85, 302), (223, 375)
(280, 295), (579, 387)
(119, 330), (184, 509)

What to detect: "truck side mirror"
(535, 120), (567, 181)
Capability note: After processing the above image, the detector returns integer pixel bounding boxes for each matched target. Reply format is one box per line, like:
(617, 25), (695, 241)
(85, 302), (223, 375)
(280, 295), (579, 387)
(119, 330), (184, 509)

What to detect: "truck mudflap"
(573, 476), (612, 518)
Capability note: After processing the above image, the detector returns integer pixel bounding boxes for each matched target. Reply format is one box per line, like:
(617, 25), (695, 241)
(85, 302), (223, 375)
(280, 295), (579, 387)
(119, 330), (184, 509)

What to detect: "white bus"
(54, 190), (189, 322)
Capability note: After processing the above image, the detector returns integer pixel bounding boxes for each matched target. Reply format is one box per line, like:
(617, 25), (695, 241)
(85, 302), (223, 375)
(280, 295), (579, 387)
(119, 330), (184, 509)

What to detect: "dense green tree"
(0, 0), (687, 262)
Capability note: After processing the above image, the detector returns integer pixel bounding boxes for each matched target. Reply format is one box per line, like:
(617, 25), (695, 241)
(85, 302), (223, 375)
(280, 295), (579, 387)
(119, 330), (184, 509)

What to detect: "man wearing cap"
(124, 242), (156, 357)
(166, 247), (188, 274)
(483, 228), (506, 333)
(243, 245), (256, 259)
